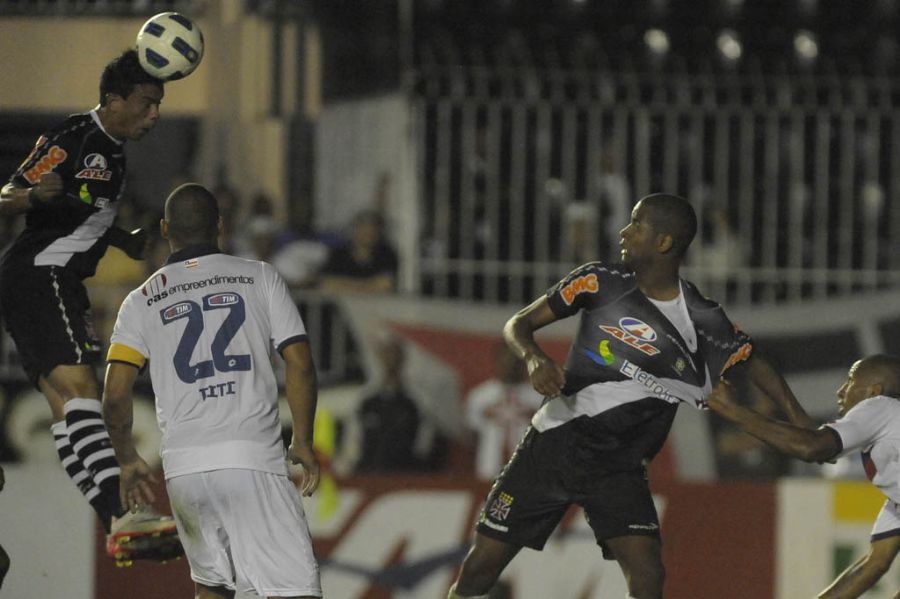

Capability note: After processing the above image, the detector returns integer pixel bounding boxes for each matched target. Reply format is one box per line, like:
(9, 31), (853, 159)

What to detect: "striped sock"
(64, 398), (123, 531)
(52, 420), (105, 506)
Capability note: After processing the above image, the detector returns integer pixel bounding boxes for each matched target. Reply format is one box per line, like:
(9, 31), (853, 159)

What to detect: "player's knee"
(625, 562), (665, 599)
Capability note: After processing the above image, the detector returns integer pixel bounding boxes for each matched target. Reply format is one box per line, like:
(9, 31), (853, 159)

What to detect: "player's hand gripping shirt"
(2, 110), (126, 278)
(534, 262), (752, 433)
(827, 395), (900, 504)
(108, 247), (308, 478)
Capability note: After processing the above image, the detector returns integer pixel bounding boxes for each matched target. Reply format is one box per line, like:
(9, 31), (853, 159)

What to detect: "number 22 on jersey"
(160, 292), (252, 384)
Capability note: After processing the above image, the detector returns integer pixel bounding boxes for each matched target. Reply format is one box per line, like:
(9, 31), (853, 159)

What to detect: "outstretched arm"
(745, 353), (816, 428)
(707, 380), (840, 463)
(818, 534), (900, 599)
(503, 296), (566, 397)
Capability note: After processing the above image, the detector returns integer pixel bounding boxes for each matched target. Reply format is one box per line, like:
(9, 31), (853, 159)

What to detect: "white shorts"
(166, 469), (322, 597)
(871, 498), (900, 541)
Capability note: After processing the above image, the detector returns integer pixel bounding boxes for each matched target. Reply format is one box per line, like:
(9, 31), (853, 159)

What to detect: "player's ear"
(217, 216), (224, 237)
(105, 92), (123, 109)
(160, 218), (170, 240)
(869, 382), (883, 398)
(657, 233), (674, 254)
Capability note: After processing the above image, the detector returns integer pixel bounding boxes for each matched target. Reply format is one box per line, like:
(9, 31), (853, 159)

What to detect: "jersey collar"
(166, 244), (222, 265)
(89, 107), (125, 145)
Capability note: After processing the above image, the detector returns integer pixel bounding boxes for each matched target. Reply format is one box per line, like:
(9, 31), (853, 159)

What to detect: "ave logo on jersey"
(599, 317), (660, 356)
(76, 153), (112, 181)
(23, 145), (67, 183)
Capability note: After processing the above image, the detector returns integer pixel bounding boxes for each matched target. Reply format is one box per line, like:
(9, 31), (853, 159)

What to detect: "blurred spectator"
(240, 216), (329, 289)
(594, 147), (632, 261)
(318, 210), (399, 293)
(465, 343), (543, 480)
(355, 336), (424, 473)
(213, 184), (241, 254)
(563, 201), (599, 265)
(693, 201), (744, 271)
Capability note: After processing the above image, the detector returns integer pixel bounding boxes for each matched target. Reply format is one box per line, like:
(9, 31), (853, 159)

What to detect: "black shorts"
(475, 424), (660, 558)
(0, 265), (102, 387)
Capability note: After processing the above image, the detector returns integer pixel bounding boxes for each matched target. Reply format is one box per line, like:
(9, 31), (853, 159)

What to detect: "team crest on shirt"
(488, 492), (514, 521)
(599, 317), (660, 356)
(184, 259), (199, 269)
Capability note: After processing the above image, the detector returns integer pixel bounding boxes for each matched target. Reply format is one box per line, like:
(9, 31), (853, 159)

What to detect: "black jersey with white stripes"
(532, 262), (753, 441)
(1, 109), (126, 279)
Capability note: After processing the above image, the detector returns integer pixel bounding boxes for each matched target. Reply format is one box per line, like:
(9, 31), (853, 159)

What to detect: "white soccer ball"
(135, 12), (204, 81)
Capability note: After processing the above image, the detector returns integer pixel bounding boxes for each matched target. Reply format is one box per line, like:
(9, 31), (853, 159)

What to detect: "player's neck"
(635, 265), (681, 301)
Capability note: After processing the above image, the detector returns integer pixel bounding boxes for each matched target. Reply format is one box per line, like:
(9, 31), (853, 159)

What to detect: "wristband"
(27, 187), (39, 210)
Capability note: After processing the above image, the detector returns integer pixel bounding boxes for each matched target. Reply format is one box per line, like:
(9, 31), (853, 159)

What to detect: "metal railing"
(412, 67), (900, 306)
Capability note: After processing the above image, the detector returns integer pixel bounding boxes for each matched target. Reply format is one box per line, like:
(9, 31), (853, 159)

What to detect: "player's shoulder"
(551, 261), (634, 305)
(44, 112), (97, 141)
(848, 395), (900, 418)
(562, 261), (634, 286)
(681, 278), (724, 312)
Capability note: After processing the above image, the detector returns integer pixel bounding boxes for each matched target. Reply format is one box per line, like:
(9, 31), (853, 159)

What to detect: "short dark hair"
(858, 354), (900, 398)
(640, 193), (698, 257)
(164, 183), (219, 245)
(99, 49), (163, 106)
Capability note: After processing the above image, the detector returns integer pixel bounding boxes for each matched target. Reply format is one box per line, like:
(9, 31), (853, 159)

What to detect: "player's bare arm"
(282, 340), (321, 497)
(708, 380), (839, 463)
(0, 172), (63, 216)
(102, 360), (157, 510)
(503, 295), (566, 397)
(745, 352), (816, 428)
(818, 535), (900, 599)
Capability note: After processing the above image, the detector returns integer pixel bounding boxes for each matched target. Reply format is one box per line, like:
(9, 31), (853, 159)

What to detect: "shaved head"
(639, 193), (697, 257)
(163, 183), (220, 246)
(856, 354), (900, 398)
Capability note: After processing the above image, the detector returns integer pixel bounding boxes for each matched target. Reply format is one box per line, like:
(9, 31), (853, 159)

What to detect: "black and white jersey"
(1, 109), (126, 279)
(534, 262), (752, 436)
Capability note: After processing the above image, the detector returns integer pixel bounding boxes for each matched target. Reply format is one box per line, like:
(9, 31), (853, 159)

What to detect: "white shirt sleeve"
(110, 290), (149, 357)
(263, 262), (307, 351)
(826, 396), (889, 457)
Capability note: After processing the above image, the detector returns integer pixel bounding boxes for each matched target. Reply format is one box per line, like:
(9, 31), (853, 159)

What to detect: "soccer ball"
(135, 12), (204, 81)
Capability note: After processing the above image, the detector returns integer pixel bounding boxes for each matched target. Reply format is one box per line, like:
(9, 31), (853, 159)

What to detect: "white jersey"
(109, 248), (308, 479)
(466, 379), (543, 480)
(827, 395), (900, 504)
